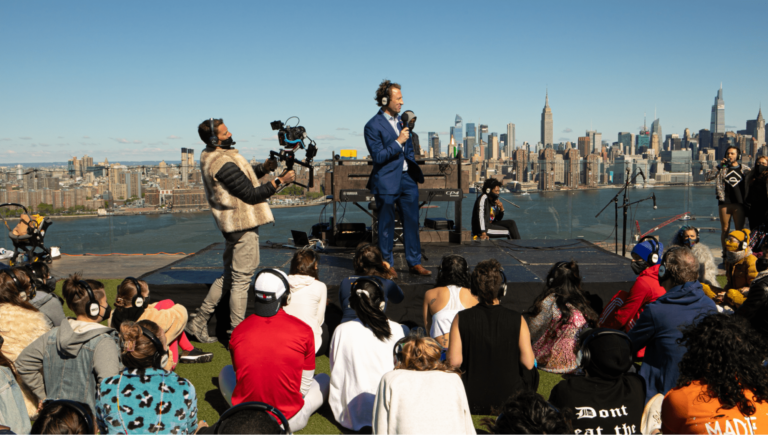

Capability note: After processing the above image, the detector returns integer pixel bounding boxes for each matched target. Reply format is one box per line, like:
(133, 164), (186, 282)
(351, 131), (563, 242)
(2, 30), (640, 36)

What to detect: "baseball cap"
(253, 269), (289, 317)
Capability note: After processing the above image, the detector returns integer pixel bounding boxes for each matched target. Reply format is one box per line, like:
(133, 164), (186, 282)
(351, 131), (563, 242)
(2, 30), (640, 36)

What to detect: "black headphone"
(471, 268), (508, 300)
(126, 277), (146, 308)
(78, 280), (102, 319)
(578, 328), (633, 370)
(22, 265), (39, 300)
(208, 118), (218, 146)
(2, 269), (31, 301)
(726, 145), (742, 161)
(212, 401), (290, 434)
(139, 325), (169, 369)
(546, 261), (571, 287)
(46, 400), (94, 435)
(437, 254), (468, 282)
(351, 277), (387, 311)
(253, 269), (292, 306)
(638, 235), (661, 264)
(657, 246), (685, 281)
(380, 82), (392, 106)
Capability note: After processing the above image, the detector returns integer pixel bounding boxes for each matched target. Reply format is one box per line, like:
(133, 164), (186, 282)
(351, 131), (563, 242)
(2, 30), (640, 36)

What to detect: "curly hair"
(394, 334), (461, 375)
(676, 313), (768, 416)
(374, 80), (401, 107)
(435, 255), (470, 288)
(483, 389), (573, 434)
(526, 260), (598, 327)
(470, 259), (503, 305)
(481, 178), (503, 194)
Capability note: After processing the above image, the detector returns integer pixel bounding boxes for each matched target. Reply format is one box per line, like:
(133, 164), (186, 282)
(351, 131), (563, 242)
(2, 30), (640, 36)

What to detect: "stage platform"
(141, 239), (636, 341)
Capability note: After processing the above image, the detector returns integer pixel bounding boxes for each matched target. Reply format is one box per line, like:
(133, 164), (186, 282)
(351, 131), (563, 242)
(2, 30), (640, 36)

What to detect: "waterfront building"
(512, 149), (527, 182)
(586, 131), (602, 154)
(538, 148), (556, 191)
(541, 92), (553, 147)
(564, 148), (580, 188)
(710, 84), (725, 135)
(578, 136), (590, 158)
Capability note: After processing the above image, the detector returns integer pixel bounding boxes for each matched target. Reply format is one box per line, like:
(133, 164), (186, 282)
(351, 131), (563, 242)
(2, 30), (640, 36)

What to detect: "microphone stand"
(595, 168), (655, 256)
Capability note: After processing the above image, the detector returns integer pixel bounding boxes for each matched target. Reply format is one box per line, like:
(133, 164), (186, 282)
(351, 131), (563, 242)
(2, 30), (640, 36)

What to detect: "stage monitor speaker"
(425, 218), (454, 230)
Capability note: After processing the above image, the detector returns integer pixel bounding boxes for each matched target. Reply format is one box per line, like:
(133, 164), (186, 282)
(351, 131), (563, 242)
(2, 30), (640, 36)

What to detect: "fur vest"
(201, 147), (274, 233)
(669, 237), (719, 289)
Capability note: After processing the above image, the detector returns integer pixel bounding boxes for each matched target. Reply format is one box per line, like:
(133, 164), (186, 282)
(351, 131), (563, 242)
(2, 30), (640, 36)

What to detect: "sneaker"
(640, 393), (664, 435)
(180, 347), (214, 364)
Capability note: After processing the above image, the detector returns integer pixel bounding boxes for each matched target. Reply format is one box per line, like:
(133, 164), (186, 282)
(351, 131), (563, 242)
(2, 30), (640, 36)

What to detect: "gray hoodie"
(15, 318), (121, 402)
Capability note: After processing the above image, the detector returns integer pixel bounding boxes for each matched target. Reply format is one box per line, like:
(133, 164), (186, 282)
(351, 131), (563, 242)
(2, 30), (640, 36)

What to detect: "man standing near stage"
(364, 80), (430, 277)
(184, 118), (295, 343)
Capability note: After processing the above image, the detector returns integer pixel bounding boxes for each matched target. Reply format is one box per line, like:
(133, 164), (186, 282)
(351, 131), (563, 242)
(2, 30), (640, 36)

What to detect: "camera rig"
(269, 117), (318, 189)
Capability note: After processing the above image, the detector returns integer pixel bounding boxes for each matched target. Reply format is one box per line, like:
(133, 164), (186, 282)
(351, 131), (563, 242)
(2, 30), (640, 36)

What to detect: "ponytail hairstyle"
(0, 268), (38, 311)
(527, 260), (598, 326)
(394, 333), (461, 375)
(353, 244), (393, 279)
(115, 277), (149, 308)
(119, 320), (164, 371)
(62, 274), (106, 317)
(349, 278), (392, 341)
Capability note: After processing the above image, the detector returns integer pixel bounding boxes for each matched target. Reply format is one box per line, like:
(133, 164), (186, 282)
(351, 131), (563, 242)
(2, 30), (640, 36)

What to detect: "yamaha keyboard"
(339, 189), (464, 202)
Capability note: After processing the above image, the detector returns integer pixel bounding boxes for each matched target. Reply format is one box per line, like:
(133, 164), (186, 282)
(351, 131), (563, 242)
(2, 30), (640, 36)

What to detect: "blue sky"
(1, 0), (766, 164)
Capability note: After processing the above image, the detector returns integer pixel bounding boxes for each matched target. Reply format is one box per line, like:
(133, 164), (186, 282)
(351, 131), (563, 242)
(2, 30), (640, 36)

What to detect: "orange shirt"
(662, 381), (768, 434)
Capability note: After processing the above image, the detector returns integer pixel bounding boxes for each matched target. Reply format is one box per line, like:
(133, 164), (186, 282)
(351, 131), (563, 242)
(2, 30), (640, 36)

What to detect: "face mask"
(488, 191), (499, 201)
(100, 304), (112, 322)
(631, 260), (648, 275)
(757, 165), (768, 174)
(221, 137), (236, 148)
(683, 238), (696, 248)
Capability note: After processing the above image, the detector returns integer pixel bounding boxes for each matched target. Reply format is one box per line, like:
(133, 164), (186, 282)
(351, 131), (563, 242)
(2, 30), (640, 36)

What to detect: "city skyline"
(1, 1), (766, 163)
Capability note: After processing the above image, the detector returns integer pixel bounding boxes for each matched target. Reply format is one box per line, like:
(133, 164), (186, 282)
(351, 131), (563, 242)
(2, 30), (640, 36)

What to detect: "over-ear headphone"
(470, 268), (507, 300)
(380, 82), (392, 106)
(392, 336), (440, 366)
(657, 246), (684, 281)
(46, 400), (94, 434)
(639, 235), (661, 264)
(2, 269), (31, 301)
(126, 277), (146, 308)
(735, 231), (749, 251)
(437, 254), (468, 283)
(22, 265), (39, 300)
(253, 269), (292, 306)
(78, 280), (102, 319)
(351, 277), (386, 311)
(578, 328), (633, 370)
(208, 118), (218, 146)
(140, 325), (169, 369)
(212, 401), (290, 434)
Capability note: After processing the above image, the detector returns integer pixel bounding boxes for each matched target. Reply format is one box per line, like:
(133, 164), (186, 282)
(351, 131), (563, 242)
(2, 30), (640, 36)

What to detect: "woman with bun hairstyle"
(707, 145), (751, 254)
(0, 268), (50, 418)
(373, 334), (475, 434)
(16, 274), (120, 417)
(95, 320), (203, 434)
(329, 278), (408, 431)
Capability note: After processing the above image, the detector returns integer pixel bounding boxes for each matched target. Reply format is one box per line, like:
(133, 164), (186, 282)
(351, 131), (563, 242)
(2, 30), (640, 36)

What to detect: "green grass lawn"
(52, 279), (568, 433)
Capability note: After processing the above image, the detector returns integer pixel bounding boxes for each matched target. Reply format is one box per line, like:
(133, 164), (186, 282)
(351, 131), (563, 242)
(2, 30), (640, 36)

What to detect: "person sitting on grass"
(111, 277), (212, 368)
(448, 259), (536, 415)
(0, 333), (31, 434)
(220, 269), (329, 434)
(19, 263), (66, 328)
(736, 257), (768, 338)
(16, 275), (120, 418)
(717, 229), (758, 309)
(338, 244), (404, 323)
(329, 277), (408, 431)
(526, 260), (598, 374)
(423, 255), (478, 351)
(373, 333), (475, 434)
(0, 268), (51, 418)
(31, 400), (96, 434)
(661, 314), (768, 434)
(670, 226), (720, 291)
(95, 320), (203, 434)
(284, 248), (329, 355)
(483, 389), (574, 434)
(202, 402), (287, 434)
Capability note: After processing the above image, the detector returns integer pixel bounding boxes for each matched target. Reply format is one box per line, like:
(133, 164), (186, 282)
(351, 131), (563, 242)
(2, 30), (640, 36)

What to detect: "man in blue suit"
(364, 80), (431, 277)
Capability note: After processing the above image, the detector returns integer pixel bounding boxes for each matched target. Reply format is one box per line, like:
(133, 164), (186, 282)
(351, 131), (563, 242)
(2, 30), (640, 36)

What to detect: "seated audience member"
(483, 390), (573, 434)
(221, 269), (329, 433)
(670, 226), (719, 290)
(627, 247), (717, 403)
(20, 263), (66, 328)
(0, 334), (31, 434)
(600, 237), (666, 332)
(719, 229), (758, 308)
(373, 334), (475, 434)
(112, 277), (212, 368)
(548, 329), (645, 435)
(661, 314), (768, 434)
(207, 402), (288, 434)
(471, 178), (521, 240)
(284, 249), (328, 355)
(31, 400), (96, 434)
(448, 259), (536, 414)
(0, 268), (50, 417)
(736, 257), (768, 337)
(338, 244), (404, 323)
(423, 255), (478, 350)
(329, 277), (408, 431)
(526, 260), (598, 374)
(95, 320), (202, 434)
(16, 275), (121, 417)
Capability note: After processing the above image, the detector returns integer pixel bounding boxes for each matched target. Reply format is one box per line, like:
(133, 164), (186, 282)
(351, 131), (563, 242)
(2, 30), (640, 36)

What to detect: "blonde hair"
(394, 335), (461, 375)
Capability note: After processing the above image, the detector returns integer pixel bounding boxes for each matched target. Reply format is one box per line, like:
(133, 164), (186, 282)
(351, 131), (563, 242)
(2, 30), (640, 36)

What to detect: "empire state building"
(541, 91), (553, 147)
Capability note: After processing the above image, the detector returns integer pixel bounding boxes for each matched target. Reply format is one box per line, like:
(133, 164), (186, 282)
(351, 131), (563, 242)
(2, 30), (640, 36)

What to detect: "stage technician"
(185, 118), (296, 343)
(364, 80), (430, 277)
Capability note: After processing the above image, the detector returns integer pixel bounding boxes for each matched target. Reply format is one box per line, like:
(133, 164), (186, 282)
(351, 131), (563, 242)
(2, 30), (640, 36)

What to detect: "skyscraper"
(710, 84), (725, 134)
(540, 91), (553, 147)
(586, 131), (602, 154)
(747, 107), (765, 149)
(479, 125), (489, 144)
(489, 133), (499, 160)
(651, 117), (662, 149)
(618, 132), (633, 155)
(454, 115), (463, 146)
(465, 123), (476, 140)
(506, 123), (516, 157)
(430, 133), (440, 157)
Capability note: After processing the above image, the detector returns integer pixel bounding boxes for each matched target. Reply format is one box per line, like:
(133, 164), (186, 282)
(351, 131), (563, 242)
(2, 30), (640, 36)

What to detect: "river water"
(5, 186), (724, 256)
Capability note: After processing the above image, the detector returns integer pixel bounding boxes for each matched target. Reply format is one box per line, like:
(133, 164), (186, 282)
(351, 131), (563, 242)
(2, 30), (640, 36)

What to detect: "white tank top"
(430, 285), (467, 339)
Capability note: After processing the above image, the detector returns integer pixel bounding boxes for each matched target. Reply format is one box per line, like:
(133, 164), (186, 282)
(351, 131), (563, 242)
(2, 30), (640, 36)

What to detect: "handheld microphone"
(652, 193), (657, 210)
(401, 111), (417, 131)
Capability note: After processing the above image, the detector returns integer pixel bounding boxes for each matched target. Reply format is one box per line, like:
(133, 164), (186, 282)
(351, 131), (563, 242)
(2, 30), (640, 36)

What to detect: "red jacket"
(601, 264), (666, 331)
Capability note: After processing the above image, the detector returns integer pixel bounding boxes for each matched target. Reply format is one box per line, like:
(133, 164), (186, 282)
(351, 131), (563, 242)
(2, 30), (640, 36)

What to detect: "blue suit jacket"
(364, 111), (424, 195)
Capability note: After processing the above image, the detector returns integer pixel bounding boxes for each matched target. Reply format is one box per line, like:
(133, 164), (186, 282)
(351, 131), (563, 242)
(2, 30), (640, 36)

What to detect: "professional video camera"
(269, 117), (318, 188)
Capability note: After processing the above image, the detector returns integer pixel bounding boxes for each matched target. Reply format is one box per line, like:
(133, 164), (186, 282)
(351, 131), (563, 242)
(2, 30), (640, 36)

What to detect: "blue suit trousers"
(375, 172), (421, 267)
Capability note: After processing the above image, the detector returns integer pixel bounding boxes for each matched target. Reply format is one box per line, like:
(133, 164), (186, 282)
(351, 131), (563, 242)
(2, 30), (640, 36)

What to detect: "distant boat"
(679, 214), (692, 221)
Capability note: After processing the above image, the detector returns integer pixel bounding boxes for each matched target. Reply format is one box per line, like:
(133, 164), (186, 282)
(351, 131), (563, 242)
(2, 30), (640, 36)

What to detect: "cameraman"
(185, 118), (296, 343)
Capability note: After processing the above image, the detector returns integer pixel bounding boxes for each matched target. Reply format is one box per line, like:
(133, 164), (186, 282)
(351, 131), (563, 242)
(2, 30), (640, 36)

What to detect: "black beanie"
(584, 332), (633, 380)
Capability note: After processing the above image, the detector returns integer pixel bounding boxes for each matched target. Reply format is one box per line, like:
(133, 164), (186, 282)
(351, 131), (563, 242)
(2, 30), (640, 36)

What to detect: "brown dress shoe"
(389, 267), (398, 279)
(409, 264), (432, 276)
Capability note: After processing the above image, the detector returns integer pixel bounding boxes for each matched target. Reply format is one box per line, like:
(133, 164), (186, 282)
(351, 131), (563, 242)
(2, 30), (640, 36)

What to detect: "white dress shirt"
(381, 110), (408, 172)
